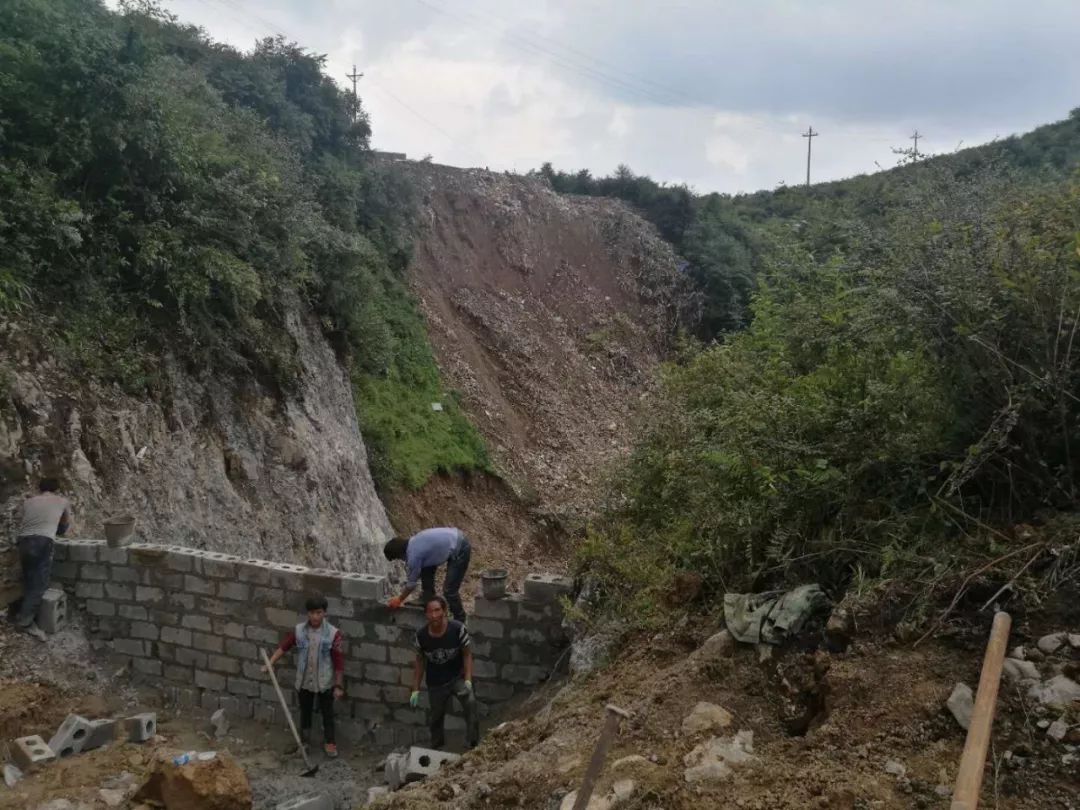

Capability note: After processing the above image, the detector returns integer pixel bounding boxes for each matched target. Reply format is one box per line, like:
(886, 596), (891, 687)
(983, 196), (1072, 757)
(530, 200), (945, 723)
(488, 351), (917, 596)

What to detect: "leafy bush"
(583, 165), (1080, 609)
(0, 0), (488, 489)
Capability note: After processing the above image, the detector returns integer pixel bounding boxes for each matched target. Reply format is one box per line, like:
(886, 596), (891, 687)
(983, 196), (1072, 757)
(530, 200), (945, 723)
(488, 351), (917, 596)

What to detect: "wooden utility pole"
(345, 65), (363, 120)
(802, 126), (818, 187)
(910, 129), (922, 158)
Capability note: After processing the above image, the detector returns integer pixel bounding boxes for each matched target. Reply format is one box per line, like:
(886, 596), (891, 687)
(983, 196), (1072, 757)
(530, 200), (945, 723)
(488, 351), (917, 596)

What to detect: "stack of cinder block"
(10, 712), (156, 772)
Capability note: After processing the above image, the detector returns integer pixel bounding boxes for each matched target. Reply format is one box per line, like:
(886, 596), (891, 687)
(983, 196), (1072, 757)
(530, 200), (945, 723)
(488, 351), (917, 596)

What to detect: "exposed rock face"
(0, 309), (391, 573)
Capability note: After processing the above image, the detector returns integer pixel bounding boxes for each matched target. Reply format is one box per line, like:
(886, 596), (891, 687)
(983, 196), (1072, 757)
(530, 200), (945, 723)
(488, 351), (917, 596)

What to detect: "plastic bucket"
(480, 569), (509, 600)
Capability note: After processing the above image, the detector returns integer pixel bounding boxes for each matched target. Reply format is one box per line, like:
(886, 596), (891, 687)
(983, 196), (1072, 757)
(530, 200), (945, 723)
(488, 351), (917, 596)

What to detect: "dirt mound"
(136, 752), (252, 810)
(401, 165), (695, 535)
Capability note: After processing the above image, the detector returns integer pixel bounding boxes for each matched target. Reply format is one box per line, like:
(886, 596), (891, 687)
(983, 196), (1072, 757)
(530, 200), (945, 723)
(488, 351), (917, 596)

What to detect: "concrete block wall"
(51, 539), (571, 748)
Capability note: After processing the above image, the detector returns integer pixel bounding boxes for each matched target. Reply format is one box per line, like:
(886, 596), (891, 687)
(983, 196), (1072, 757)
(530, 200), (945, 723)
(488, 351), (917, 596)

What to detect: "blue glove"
(409, 691), (420, 708)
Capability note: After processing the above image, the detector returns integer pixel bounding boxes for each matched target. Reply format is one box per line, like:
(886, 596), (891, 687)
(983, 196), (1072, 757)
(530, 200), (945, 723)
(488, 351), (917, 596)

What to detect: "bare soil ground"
(373, 614), (1079, 810)
(399, 165), (694, 556)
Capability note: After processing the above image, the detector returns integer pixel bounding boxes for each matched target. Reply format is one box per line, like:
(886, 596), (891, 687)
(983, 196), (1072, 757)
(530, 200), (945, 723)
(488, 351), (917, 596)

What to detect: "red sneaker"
(324, 743), (338, 759)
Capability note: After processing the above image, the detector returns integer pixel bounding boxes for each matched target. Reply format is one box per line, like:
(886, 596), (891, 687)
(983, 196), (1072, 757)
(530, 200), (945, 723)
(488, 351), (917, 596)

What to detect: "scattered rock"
(134, 751), (252, 810)
(1027, 675), (1080, 710)
(366, 786), (389, 805)
(611, 755), (653, 771)
(946, 683), (974, 730)
(883, 759), (907, 778)
(683, 730), (756, 784)
(1069, 633), (1080, 649)
(558, 790), (610, 810)
(210, 708), (229, 739)
(681, 701), (734, 735)
(611, 779), (635, 804)
(1009, 645), (1026, 661)
(694, 629), (735, 660)
(1036, 632), (1068, 655)
(98, 789), (125, 808)
(1002, 658), (1041, 684)
(3, 763), (22, 787)
(824, 607), (854, 653)
(1046, 719), (1068, 742)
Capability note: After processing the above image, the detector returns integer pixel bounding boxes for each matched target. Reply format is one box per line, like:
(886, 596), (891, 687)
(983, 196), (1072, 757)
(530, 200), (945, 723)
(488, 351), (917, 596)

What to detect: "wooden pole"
(951, 611), (1011, 810)
(572, 704), (630, 810)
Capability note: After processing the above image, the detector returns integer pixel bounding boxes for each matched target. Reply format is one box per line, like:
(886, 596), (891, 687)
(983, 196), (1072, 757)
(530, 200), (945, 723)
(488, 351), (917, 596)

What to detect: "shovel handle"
(261, 648), (315, 771)
(951, 611), (1011, 810)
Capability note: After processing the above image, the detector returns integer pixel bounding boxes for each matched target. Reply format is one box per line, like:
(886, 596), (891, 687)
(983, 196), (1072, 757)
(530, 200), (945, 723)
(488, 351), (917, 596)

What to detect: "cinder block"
(133, 658), (163, 676)
(135, 586), (165, 604)
(473, 597), (512, 620)
(195, 670), (227, 691)
(237, 561), (272, 586)
(99, 546), (130, 564)
(113, 638), (146, 657)
(181, 614), (212, 632)
(523, 573), (573, 604)
(75, 581), (104, 599)
(104, 583), (134, 600)
(85, 599), (115, 617)
(405, 746), (460, 781)
(161, 626), (192, 647)
(227, 677), (261, 698)
(125, 712), (157, 742)
(12, 735), (56, 771)
(353, 643), (387, 663)
(275, 794), (333, 810)
(109, 567), (139, 584)
(67, 543), (100, 563)
(501, 664), (548, 685)
(468, 618), (505, 639)
(207, 655), (240, 675)
(38, 588), (67, 634)
(118, 605), (149, 621)
(84, 718), (118, 750)
(217, 581), (250, 602)
(47, 714), (93, 757)
(192, 632), (223, 653)
(225, 639), (256, 659)
(81, 564), (108, 581)
(365, 664), (399, 684)
(130, 622), (159, 640)
(265, 607), (299, 629)
(340, 573), (386, 600)
(183, 575), (212, 595)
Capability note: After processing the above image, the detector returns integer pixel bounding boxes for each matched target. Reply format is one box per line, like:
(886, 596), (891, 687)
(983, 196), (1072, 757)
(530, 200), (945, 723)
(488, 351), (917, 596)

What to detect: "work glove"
(464, 680), (473, 692)
(409, 691), (420, 708)
(387, 596), (403, 609)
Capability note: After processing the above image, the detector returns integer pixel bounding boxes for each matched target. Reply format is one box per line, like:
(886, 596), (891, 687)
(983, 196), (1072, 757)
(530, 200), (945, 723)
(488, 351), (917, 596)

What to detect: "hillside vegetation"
(572, 120), (1080, 623)
(0, 0), (487, 490)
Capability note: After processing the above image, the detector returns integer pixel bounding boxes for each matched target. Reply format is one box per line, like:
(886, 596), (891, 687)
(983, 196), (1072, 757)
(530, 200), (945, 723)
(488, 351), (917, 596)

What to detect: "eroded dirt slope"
(401, 165), (695, 530)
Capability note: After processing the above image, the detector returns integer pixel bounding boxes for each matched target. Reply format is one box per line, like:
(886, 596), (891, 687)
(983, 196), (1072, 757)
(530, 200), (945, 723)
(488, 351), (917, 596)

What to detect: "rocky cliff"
(0, 307), (392, 573)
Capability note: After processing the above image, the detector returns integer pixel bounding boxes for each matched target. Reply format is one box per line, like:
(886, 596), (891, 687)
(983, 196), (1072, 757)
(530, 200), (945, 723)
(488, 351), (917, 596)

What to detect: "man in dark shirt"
(411, 596), (479, 750)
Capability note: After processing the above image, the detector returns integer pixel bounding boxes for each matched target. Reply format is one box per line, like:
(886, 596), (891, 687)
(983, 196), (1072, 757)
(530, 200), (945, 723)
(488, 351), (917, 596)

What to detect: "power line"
(802, 126), (818, 187)
(345, 65), (363, 121)
(910, 129), (923, 158)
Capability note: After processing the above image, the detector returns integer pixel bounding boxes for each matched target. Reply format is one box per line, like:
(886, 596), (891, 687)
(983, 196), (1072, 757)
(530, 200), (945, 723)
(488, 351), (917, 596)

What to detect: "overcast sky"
(140, 0), (1080, 194)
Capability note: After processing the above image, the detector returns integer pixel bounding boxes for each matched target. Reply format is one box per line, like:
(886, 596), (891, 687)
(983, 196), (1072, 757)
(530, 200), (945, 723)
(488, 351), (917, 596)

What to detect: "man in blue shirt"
(384, 527), (472, 622)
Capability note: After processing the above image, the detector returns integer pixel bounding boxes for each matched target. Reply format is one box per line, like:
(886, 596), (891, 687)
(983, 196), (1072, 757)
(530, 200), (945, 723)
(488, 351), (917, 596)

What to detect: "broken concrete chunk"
(681, 702), (734, 736)
(946, 683), (974, 730)
(11, 735), (56, 771)
(3, 763), (22, 787)
(1002, 658), (1041, 684)
(1027, 675), (1080, 710)
(365, 786), (390, 805)
(1036, 632), (1068, 655)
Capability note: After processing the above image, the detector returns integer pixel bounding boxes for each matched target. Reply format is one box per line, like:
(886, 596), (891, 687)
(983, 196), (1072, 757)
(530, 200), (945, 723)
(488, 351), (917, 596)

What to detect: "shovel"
(261, 648), (319, 778)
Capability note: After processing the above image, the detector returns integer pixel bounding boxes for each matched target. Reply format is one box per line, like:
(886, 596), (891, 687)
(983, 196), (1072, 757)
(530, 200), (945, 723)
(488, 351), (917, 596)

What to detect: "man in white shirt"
(12, 478), (72, 640)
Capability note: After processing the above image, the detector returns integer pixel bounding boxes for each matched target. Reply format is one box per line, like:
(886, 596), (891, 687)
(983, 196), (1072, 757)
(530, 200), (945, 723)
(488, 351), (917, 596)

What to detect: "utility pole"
(345, 65), (363, 120)
(910, 129), (922, 158)
(802, 126), (818, 187)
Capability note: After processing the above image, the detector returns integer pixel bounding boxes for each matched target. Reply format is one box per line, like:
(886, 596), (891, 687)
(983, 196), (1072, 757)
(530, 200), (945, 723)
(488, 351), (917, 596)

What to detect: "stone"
(1002, 658), (1041, 684)
(125, 713), (157, 743)
(47, 714), (93, 758)
(1009, 645), (1026, 661)
(38, 588), (67, 633)
(3, 763), (22, 787)
(384, 751), (408, 790)
(98, 789), (125, 808)
(1036, 632), (1068, 655)
(1069, 633), (1080, 649)
(1046, 718), (1068, 742)
(405, 746), (460, 782)
(365, 786), (390, 805)
(559, 791), (611, 810)
(211, 708), (229, 739)
(611, 779), (635, 804)
(84, 718), (118, 751)
(1027, 675), (1080, 710)
(611, 755), (653, 771)
(275, 795), (333, 810)
(681, 701), (734, 735)
(695, 630), (735, 660)
(824, 607), (854, 653)
(947, 683), (974, 730)
(12, 735), (56, 771)
(683, 730), (756, 784)
(884, 759), (907, 777)
(134, 752), (251, 810)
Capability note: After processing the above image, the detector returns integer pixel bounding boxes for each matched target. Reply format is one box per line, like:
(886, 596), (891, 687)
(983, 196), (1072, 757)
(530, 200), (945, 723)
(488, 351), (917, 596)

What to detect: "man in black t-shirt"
(411, 596), (480, 749)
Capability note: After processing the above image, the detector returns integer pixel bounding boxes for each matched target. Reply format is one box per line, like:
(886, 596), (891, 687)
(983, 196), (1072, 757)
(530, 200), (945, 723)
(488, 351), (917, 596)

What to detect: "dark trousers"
(297, 688), (335, 744)
(420, 535), (471, 622)
(14, 535), (53, 628)
(428, 677), (479, 749)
